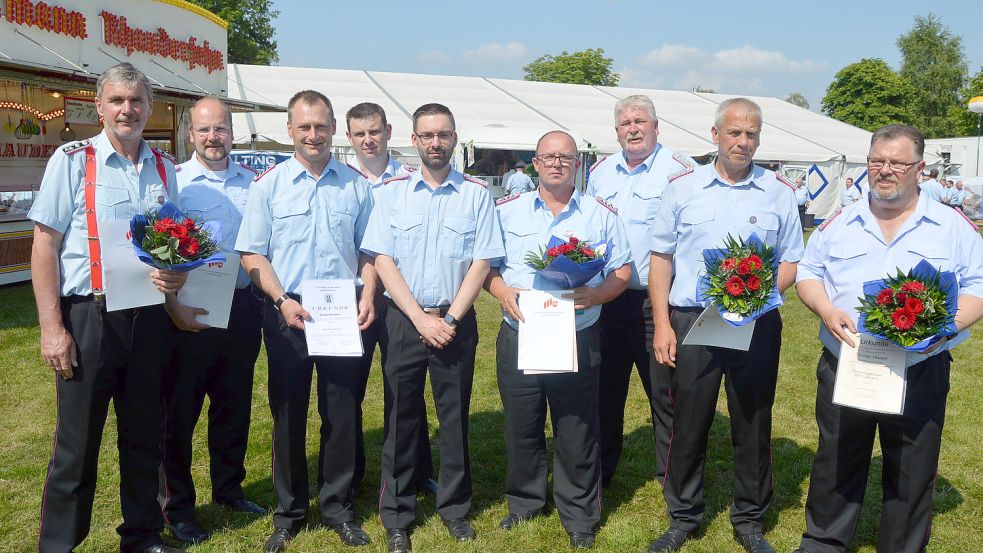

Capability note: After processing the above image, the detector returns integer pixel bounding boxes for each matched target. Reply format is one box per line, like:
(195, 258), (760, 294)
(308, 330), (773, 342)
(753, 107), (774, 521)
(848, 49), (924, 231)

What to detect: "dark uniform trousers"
(598, 290), (673, 484)
(39, 298), (168, 553)
(664, 307), (781, 535)
(378, 305), (478, 529)
(158, 287), (263, 523)
(799, 349), (950, 553)
(496, 322), (603, 535)
(263, 295), (371, 530)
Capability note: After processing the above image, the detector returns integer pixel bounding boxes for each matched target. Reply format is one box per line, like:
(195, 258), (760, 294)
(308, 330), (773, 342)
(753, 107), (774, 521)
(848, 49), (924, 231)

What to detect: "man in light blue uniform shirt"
(840, 177), (861, 207)
(585, 94), (695, 488)
(918, 168), (945, 202)
(157, 98), (267, 547)
(344, 102), (436, 499)
(236, 90), (377, 552)
(648, 98), (803, 553)
(793, 125), (983, 553)
(503, 160), (535, 194)
(486, 130), (631, 549)
(361, 103), (504, 553)
(29, 62), (187, 553)
(953, 179), (967, 210)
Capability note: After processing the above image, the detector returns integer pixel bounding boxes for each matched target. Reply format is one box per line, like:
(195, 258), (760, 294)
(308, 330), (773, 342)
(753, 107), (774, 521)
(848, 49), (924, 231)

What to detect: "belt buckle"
(93, 291), (106, 302)
(422, 307), (442, 317)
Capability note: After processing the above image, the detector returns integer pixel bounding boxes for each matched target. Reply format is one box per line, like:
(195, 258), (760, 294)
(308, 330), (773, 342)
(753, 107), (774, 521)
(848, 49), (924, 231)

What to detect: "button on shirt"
(234, 155), (373, 295)
(495, 190), (631, 330)
(797, 194), (983, 366)
(587, 144), (695, 290)
(177, 157), (255, 289)
(360, 169), (505, 307)
(650, 163), (805, 308)
(28, 131), (177, 297)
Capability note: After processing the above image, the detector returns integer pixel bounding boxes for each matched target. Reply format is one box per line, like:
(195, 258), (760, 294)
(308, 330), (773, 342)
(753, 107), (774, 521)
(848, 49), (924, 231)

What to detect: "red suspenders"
(82, 145), (168, 294)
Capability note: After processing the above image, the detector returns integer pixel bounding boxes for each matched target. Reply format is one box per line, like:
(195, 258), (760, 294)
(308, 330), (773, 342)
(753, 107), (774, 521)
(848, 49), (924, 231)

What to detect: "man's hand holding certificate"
(301, 279), (363, 357)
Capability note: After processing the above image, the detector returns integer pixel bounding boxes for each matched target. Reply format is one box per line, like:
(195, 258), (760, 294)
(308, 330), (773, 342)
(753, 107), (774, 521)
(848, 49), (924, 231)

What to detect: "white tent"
(226, 64), (936, 220)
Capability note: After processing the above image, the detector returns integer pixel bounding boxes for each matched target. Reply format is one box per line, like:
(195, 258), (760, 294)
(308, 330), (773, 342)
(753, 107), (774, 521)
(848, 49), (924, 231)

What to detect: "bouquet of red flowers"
(129, 202), (224, 271)
(856, 259), (957, 351)
(524, 235), (611, 288)
(697, 233), (781, 327)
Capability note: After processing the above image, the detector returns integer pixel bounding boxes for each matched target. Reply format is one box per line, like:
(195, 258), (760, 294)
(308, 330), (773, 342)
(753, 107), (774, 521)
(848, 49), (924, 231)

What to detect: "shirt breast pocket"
(828, 242), (867, 288)
(390, 213), (424, 259)
(95, 185), (132, 220)
(441, 215), (477, 259)
(330, 204), (356, 246)
(906, 242), (951, 272)
(627, 189), (663, 224)
(271, 200), (310, 246)
(506, 227), (539, 261)
(679, 206), (715, 249)
(749, 212), (781, 244)
(186, 201), (225, 223)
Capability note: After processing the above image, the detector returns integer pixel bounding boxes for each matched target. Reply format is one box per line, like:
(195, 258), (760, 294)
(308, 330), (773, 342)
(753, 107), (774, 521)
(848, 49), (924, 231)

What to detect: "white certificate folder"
(100, 219), (163, 312)
(177, 252), (240, 329)
(833, 332), (908, 415)
(517, 289), (578, 374)
(301, 279), (363, 357)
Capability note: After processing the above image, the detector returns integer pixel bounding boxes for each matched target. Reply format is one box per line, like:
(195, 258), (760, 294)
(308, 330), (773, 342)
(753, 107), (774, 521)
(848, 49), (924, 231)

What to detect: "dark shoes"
(167, 520), (208, 545)
(499, 513), (528, 530)
(417, 477), (438, 497)
(263, 527), (295, 553)
(386, 528), (412, 553)
(442, 517), (476, 541)
(569, 531), (595, 548)
(331, 521), (371, 546)
(140, 545), (187, 553)
(220, 497), (269, 515)
(648, 528), (695, 553)
(736, 532), (776, 553)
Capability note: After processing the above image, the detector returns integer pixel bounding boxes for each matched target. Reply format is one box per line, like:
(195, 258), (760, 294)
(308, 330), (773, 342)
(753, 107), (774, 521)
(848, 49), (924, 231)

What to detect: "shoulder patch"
(818, 209), (843, 231)
(254, 164), (276, 182)
(153, 148), (176, 164)
(595, 196), (618, 214)
(671, 152), (692, 168)
(382, 174), (411, 185)
(774, 172), (797, 191)
(401, 164), (417, 173)
(345, 162), (368, 179)
(952, 206), (979, 230)
(464, 175), (488, 189)
(238, 162), (258, 175)
(61, 139), (91, 155)
(590, 155), (609, 172)
(668, 164), (694, 183)
(495, 193), (520, 207)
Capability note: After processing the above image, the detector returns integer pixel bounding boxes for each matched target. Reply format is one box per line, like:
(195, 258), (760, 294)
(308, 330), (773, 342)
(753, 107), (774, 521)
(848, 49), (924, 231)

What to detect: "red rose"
(725, 276), (746, 296)
(559, 243), (575, 255)
(905, 296), (925, 315)
(891, 308), (916, 330)
(748, 255), (762, 270)
(896, 292), (908, 304)
(170, 225), (189, 239)
(876, 288), (894, 306)
(546, 247), (561, 258)
(746, 275), (761, 291)
(737, 259), (752, 275)
(183, 218), (197, 230)
(582, 248), (595, 257)
(569, 237), (579, 245)
(901, 281), (927, 294)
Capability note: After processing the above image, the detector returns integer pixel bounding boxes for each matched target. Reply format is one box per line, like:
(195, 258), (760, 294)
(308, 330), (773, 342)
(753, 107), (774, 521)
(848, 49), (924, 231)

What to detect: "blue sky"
(271, 0), (983, 111)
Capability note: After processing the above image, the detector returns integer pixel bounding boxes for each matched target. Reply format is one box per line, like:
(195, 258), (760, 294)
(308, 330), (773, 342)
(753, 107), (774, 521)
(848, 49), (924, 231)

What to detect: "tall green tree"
(821, 58), (915, 131)
(785, 92), (810, 110)
(523, 48), (619, 86)
(896, 13), (967, 137)
(188, 0), (280, 65)
(952, 66), (983, 136)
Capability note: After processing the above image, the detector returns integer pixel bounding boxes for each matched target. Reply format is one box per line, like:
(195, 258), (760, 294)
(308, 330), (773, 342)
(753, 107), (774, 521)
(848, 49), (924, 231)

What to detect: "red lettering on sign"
(99, 10), (225, 73)
(4, 0), (87, 39)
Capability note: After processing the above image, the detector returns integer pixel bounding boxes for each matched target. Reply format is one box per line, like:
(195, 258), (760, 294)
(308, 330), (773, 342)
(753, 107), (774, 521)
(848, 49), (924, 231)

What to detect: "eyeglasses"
(415, 131), (454, 143)
(193, 126), (231, 137)
(867, 157), (920, 173)
(534, 153), (578, 166)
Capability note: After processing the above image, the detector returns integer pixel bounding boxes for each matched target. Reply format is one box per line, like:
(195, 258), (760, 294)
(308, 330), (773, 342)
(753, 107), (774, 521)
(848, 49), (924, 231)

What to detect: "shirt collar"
(410, 168), (463, 192)
(617, 144), (661, 174)
(94, 130), (155, 166)
(853, 187), (940, 237)
(705, 162), (764, 190)
(533, 187), (583, 214)
(182, 155), (234, 182)
(382, 156), (401, 180)
(285, 154), (339, 182)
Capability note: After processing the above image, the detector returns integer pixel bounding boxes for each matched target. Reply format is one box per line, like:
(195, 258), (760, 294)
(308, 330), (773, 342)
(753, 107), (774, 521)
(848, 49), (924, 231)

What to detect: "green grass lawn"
(1, 282), (981, 552)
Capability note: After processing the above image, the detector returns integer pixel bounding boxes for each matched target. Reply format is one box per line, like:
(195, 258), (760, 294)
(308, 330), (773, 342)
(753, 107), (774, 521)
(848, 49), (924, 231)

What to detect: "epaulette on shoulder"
(153, 147), (176, 164)
(668, 164), (694, 183)
(671, 152), (692, 168)
(817, 209), (843, 231)
(254, 164), (276, 182)
(382, 174), (411, 186)
(402, 164), (418, 173)
(774, 172), (797, 191)
(464, 175), (488, 189)
(61, 139), (90, 155)
(952, 206), (979, 230)
(495, 193), (520, 207)
(345, 162), (368, 179)
(238, 162), (258, 175)
(595, 196), (618, 214)
(590, 155), (609, 172)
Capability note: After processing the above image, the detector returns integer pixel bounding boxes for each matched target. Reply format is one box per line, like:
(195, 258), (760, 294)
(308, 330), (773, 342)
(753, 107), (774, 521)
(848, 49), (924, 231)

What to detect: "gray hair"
(614, 94), (657, 123)
(870, 124), (925, 159)
(714, 98), (762, 129)
(96, 62), (154, 104)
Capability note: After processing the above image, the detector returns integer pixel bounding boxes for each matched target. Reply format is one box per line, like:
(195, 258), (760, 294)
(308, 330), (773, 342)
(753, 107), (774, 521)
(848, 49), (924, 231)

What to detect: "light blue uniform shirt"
(797, 193), (983, 366)
(795, 185), (809, 206)
(840, 185), (861, 207)
(360, 168), (505, 307)
(176, 156), (256, 289)
(504, 171), (535, 194)
(28, 130), (177, 297)
(918, 178), (945, 202)
(952, 188), (967, 206)
(650, 163), (805, 308)
(587, 144), (694, 290)
(350, 155), (413, 188)
(234, 155), (373, 295)
(494, 189), (631, 330)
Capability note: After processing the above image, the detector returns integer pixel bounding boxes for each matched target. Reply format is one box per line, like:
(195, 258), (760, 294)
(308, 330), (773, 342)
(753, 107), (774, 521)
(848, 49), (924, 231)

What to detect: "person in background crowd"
(503, 160), (535, 194)
(840, 177), (861, 207)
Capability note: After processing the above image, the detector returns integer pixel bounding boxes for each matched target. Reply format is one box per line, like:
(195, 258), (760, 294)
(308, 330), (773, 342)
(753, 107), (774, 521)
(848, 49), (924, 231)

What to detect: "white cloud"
(712, 45), (824, 74)
(419, 49), (452, 64)
(638, 44), (706, 68)
(461, 42), (529, 64)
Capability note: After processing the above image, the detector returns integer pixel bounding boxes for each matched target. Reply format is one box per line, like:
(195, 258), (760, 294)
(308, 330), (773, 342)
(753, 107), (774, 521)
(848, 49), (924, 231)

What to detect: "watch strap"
(274, 293), (290, 309)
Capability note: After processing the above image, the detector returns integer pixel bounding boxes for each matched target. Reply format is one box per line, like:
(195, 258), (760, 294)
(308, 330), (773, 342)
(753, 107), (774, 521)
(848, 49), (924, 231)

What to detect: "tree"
(952, 66), (983, 136)
(785, 92), (810, 110)
(523, 48), (619, 86)
(187, 0), (280, 65)
(821, 58), (915, 131)
(897, 13), (967, 137)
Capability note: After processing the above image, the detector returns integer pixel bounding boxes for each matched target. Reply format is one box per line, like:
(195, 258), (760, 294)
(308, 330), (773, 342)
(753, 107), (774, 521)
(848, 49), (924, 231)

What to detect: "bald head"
(188, 97), (233, 170)
(536, 130), (577, 155)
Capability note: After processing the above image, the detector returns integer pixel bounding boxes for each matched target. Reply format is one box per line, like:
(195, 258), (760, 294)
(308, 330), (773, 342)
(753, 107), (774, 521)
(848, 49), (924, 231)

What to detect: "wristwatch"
(443, 313), (459, 327)
(274, 293), (291, 310)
